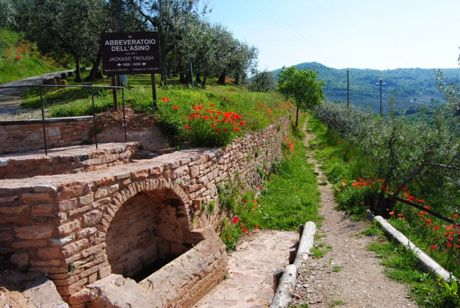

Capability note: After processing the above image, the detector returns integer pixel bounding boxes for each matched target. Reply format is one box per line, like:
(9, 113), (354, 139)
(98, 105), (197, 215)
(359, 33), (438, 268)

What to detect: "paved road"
(0, 70), (73, 119)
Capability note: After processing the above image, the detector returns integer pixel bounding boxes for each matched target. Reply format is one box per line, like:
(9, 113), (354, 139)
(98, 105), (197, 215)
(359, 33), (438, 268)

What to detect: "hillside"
(273, 62), (460, 113)
(0, 28), (64, 84)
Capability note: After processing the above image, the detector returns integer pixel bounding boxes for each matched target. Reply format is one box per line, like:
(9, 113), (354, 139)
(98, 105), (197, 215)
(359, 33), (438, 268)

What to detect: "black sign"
(101, 32), (160, 74)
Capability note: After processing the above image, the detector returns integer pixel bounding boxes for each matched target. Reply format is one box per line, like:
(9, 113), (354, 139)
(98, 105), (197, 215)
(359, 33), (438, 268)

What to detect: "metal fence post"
(39, 86), (48, 155)
(91, 87), (98, 149)
(121, 87), (127, 142)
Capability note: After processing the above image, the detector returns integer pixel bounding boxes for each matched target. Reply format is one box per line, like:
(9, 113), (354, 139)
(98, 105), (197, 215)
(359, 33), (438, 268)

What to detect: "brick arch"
(104, 178), (192, 234)
(100, 177), (195, 280)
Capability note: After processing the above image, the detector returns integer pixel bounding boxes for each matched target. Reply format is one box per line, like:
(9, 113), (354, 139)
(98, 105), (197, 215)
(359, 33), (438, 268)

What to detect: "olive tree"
(278, 66), (324, 127)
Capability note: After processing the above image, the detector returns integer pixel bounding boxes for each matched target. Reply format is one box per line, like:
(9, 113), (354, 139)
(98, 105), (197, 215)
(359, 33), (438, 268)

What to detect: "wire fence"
(0, 84), (127, 155)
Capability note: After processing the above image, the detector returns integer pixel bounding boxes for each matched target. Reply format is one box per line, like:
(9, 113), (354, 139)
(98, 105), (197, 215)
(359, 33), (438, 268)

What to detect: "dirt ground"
(290, 122), (416, 308)
(194, 230), (298, 308)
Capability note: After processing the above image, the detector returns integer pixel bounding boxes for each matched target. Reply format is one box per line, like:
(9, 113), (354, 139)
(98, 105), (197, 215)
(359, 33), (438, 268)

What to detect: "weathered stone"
(10, 252), (29, 268)
(62, 239), (89, 257)
(58, 220), (81, 236)
(15, 224), (55, 240)
(83, 210), (102, 227)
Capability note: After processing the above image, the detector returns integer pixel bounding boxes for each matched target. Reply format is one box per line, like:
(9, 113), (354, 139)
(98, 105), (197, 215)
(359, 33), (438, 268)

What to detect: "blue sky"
(206, 0), (460, 71)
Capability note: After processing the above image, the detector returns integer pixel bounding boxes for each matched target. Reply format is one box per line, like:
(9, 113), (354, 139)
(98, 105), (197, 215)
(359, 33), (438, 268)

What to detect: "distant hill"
(272, 62), (460, 113)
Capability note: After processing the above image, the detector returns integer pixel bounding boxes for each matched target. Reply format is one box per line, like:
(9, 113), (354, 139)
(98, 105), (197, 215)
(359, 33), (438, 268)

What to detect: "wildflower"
(184, 124), (191, 130)
(242, 226), (248, 234)
(233, 126), (240, 132)
(210, 103), (215, 107)
(447, 241), (453, 248)
(425, 218), (432, 226)
(239, 121), (246, 126)
(341, 180), (347, 188)
(173, 105), (179, 111)
(242, 199), (247, 204)
(252, 200), (257, 204)
(431, 244), (438, 250)
(433, 225), (440, 231)
(224, 128), (229, 133)
(232, 216), (240, 225)
(161, 97), (169, 103)
(202, 115), (209, 120)
(389, 211), (395, 216)
(453, 213), (459, 219)
(423, 205), (431, 210)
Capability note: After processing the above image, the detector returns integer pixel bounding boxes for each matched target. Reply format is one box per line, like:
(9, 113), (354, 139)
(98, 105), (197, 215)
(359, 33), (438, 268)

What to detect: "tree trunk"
(85, 48), (102, 82)
(234, 72), (240, 85)
(295, 105), (299, 128)
(195, 73), (202, 84)
(217, 71), (226, 84)
(161, 63), (168, 87)
(74, 56), (82, 82)
(201, 75), (207, 88)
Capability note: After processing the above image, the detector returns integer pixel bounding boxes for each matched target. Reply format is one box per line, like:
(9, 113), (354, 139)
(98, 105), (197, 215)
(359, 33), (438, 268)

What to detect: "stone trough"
(0, 116), (289, 307)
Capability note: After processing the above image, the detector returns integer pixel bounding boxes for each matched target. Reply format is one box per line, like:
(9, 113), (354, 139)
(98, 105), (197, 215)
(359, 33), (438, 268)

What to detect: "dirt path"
(194, 230), (297, 308)
(292, 121), (416, 307)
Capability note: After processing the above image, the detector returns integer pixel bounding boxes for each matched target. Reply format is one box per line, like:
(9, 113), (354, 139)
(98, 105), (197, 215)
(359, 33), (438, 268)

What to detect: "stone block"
(37, 246), (62, 260)
(58, 220), (80, 236)
(15, 224), (55, 240)
(82, 210), (102, 227)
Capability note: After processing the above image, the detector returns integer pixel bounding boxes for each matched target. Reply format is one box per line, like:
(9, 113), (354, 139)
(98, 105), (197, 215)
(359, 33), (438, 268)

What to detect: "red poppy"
(173, 105), (179, 111)
(453, 213), (459, 219)
(224, 128), (229, 133)
(232, 216), (239, 225)
(161, 97), (169, 103)
(389, 211), (395, 216)
(233, 126), (240, 132)
(210, 103), (215, 107)
(202, 115), (209, 120)
(184, 124), (191, 130)
(433, 225), (440, 231)
(423, 205), (431, 210)
(239, 121), (246, 126)
(431, 244), (438, 250)
(242, 227), (247, 234)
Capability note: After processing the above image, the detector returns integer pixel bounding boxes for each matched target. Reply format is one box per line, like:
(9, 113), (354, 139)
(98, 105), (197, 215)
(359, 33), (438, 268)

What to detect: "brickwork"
(0, 143), (139, 179)
(0, 117), (94, 154)
(0, 116), (289, 306)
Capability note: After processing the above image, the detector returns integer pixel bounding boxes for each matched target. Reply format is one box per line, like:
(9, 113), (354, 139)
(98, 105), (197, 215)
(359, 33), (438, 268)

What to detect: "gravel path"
(291, 122), (416, 307)
(194, 230), (297, 308)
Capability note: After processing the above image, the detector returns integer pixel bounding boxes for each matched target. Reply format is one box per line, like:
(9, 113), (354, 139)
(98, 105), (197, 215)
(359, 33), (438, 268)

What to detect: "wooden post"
(111, 74), (118, 110)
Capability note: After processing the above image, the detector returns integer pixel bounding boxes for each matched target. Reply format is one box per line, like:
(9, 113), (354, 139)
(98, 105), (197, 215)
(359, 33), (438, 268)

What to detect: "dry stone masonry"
(0, 116), (289, 307)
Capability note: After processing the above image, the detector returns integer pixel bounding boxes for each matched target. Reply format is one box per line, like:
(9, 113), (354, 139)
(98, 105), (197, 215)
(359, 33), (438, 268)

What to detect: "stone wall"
(0, 116), (289, 305)
(0, 117), (94, 154)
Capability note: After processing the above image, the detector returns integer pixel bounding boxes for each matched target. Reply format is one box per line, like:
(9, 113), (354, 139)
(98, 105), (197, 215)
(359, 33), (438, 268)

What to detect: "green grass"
(309, 110), (460, 306)
(21, 73), (292, 147)
(367, 238), (459, 307)
(0, 28), (64, 83)
(219, 120), (321, 249)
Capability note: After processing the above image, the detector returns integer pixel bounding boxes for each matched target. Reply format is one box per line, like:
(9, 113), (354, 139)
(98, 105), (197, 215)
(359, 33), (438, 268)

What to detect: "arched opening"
(106, 189), (194, 281)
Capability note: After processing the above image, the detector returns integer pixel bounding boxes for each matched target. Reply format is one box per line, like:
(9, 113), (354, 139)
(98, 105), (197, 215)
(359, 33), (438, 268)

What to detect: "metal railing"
(0, 84), (127, 155)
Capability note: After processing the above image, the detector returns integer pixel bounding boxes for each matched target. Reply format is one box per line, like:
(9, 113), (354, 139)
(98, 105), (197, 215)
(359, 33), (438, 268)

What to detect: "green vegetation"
(0, 29), (63, 83)
(272, 62), (460, 113)
(278, 66), (324, 127)
(311, 243), (332, 259)
(218, 121), (321, 249)
(308, 106), (459, 305)
(22, 74), (291, 147)
(367, 237), (459, 307)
